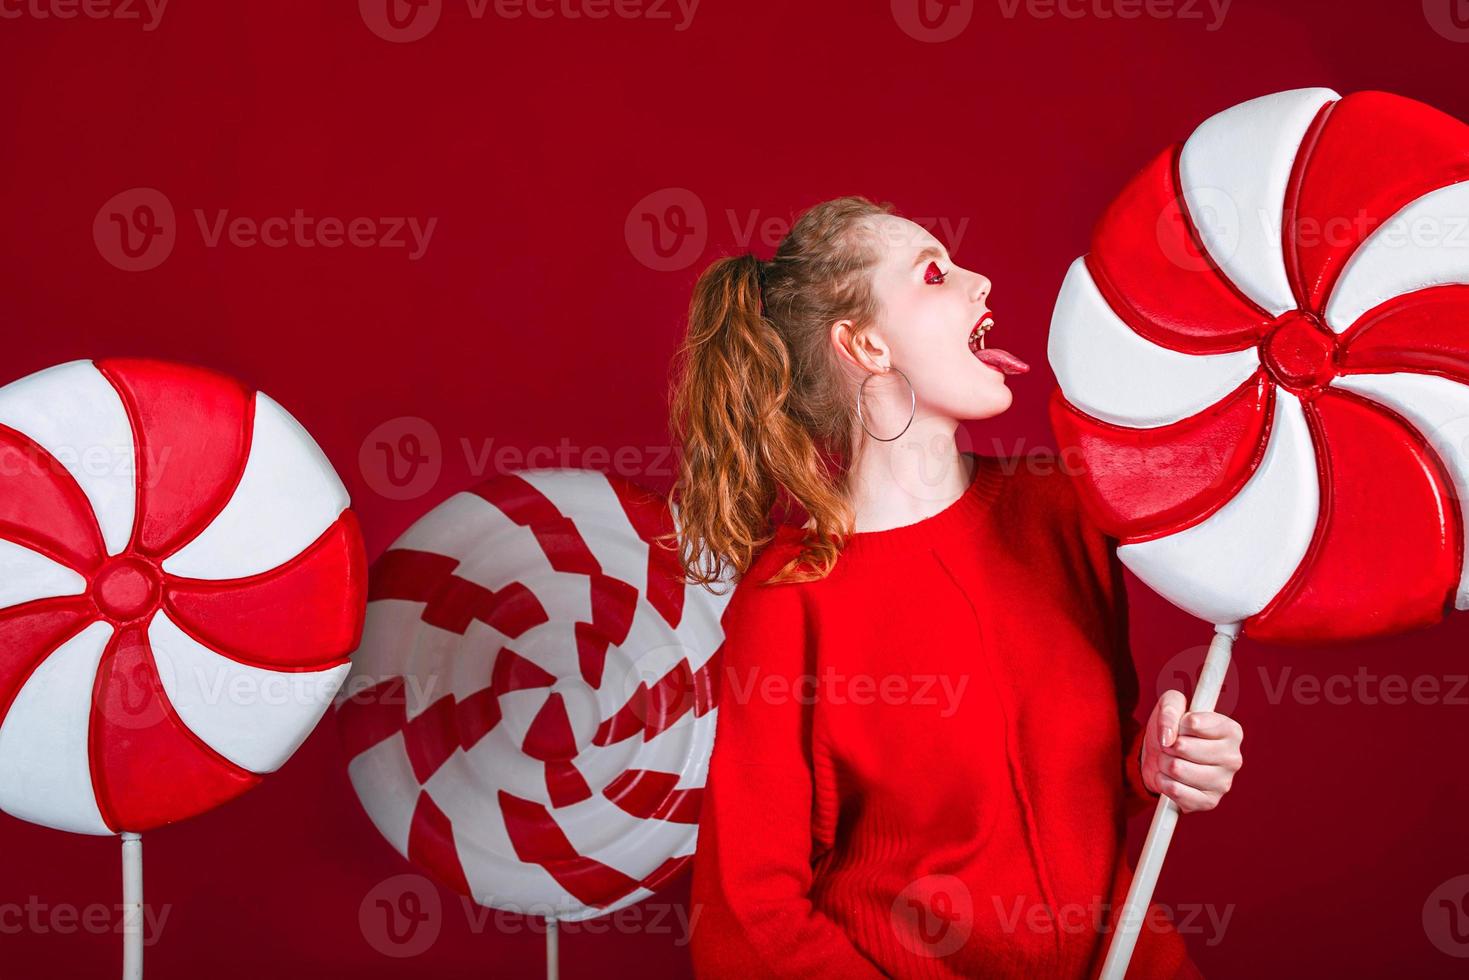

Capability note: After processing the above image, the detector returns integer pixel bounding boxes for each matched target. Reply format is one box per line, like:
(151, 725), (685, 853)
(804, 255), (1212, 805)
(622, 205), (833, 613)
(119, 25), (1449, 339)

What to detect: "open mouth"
(968, 313), (996, 352)
(967, 311), (1031, 376)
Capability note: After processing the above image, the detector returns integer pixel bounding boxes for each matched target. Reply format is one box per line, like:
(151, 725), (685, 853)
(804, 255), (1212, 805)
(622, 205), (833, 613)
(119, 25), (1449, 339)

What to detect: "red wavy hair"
(666, 195), (896, 586)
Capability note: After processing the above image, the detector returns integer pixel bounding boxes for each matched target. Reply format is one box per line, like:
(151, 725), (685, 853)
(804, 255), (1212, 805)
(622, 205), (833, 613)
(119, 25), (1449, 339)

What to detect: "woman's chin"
(965, 385), (1013, 420)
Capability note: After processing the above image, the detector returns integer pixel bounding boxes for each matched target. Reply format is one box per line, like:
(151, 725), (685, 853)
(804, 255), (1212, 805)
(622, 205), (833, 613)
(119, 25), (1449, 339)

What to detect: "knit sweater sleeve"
(1097, 530), (1163, 819)
(689, 569), (886, 979)
(1058, 468), (1161, 819)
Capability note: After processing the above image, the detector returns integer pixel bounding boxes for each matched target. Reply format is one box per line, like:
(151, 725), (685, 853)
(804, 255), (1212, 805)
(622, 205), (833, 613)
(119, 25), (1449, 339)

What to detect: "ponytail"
(666, 195), (895, 588)
(668, 254), (846, 586)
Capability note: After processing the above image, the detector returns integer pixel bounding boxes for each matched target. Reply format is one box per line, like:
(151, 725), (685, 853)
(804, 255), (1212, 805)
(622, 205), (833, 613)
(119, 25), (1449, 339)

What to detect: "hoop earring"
(856, 367), (917, 443)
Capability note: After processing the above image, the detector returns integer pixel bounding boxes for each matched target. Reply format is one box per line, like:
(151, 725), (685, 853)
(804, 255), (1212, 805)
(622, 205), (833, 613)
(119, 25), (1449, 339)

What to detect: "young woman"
(667, 196), (1244, 978)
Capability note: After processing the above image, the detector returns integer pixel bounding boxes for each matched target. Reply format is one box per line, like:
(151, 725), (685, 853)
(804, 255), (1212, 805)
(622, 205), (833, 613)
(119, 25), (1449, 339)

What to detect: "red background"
(4, 1), (1469, 976)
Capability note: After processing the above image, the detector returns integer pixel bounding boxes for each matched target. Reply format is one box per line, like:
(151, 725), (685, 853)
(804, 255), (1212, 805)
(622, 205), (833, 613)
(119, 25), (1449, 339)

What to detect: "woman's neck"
(841, 416), (974, 533)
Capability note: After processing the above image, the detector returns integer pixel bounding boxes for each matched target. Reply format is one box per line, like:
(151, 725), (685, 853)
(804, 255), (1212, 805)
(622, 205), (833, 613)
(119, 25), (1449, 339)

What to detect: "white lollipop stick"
(546, 918), (559, 980)
(120, 832), (143, 980)
(1099, 622), (1239, 980)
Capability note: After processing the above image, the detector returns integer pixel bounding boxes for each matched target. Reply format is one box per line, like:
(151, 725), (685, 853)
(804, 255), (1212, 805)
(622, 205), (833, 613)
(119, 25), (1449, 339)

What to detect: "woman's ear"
(831, 319), (890, 374)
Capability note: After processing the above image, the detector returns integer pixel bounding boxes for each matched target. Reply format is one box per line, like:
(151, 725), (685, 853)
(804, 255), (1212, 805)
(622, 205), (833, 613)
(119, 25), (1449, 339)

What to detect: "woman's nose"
(971, 273), (991, 304)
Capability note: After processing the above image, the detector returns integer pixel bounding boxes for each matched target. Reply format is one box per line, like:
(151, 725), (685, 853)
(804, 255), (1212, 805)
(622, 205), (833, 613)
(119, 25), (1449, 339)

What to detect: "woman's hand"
(1141, 690), (1244, 813)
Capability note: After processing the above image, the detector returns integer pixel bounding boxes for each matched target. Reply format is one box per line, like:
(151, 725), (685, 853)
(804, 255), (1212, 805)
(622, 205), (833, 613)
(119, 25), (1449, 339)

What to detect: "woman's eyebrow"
(911, 245), (948, 267)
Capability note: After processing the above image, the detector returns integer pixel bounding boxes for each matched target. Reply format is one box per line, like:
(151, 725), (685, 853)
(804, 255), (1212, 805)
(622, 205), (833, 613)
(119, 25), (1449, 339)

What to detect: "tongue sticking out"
(972, 347), (1031, 376)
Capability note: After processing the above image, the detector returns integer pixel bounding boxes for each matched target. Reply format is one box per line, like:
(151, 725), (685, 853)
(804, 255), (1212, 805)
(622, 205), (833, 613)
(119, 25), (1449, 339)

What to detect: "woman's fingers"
(1157, 753), (1233, 795)
(1149, 709), (1244, 813)
(1179, 710), (1244, 743)
(1154, 689), (1188, 747)
(1156, 771), (1221, 813)
(1165, 734), (1243, 769)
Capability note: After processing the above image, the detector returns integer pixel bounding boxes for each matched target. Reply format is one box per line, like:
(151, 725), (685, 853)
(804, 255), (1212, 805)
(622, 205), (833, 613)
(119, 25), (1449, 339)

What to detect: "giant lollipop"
(1047, 88), (1469, 976)
(336, 469), (729, 974)
(0, 358), (366, 976)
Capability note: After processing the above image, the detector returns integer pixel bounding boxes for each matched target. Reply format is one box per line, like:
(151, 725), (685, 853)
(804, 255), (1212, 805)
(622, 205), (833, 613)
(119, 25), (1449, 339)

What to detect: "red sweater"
(690, 454), (1199, 979)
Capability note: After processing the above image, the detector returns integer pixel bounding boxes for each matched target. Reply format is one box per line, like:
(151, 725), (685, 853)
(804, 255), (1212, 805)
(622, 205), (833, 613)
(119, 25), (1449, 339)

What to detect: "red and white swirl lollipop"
(336, 469), (729, 924)
(0, 358), (366, 836)
(1046, 88), (1469, 977)
(1050, 87), (1469, 645)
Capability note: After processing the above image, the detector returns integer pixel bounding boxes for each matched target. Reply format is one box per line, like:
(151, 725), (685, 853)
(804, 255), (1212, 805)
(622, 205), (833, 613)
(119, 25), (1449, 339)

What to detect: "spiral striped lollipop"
(336, 469), (730, 921)
(1049, 87), (1469, 644)
(0, 359), (366, 835)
